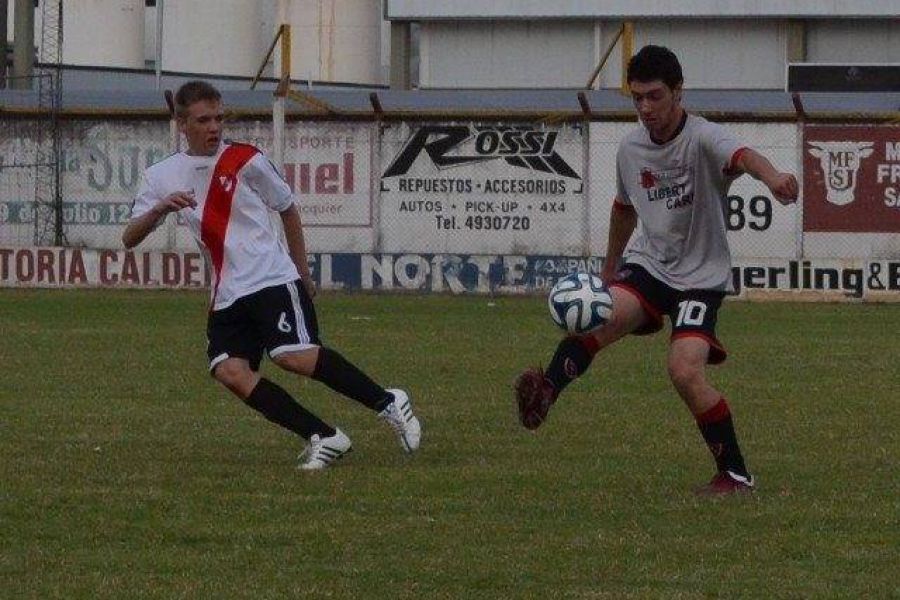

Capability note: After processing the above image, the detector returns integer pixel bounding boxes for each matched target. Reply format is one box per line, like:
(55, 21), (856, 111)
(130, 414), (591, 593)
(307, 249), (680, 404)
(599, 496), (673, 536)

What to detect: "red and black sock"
(245, 378), (335, 440)
(312, 347), (393, 412)
(696, 398), (749, 477)
(544, 335), (600, 393)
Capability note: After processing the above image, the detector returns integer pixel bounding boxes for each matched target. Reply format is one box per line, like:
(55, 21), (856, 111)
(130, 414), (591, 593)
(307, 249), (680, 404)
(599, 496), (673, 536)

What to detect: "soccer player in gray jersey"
(516, 45), (798, 495)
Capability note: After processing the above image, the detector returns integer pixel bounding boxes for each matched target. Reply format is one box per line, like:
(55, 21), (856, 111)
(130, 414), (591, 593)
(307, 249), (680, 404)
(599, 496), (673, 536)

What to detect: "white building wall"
(421, 19), (788, 89)
(420, 21), (596, 88)
(632, 20), (787, 89)
(387, 0), (900, 19)
(5, 2), (896, 88)
(807, 19), (900, 63)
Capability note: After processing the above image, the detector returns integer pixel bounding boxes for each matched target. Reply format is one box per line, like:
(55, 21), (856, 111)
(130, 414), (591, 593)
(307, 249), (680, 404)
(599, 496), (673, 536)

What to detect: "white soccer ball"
(548, 272), (613, 334)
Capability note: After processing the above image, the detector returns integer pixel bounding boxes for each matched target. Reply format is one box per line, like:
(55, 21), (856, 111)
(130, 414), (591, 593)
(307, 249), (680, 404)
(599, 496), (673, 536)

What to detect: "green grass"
(1, 289), (897, 599)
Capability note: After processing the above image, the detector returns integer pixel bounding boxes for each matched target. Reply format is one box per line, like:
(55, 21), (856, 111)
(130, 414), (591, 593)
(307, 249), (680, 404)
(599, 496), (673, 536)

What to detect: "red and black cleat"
(695, 471), (755, 496)
(515, 367), (558, 430)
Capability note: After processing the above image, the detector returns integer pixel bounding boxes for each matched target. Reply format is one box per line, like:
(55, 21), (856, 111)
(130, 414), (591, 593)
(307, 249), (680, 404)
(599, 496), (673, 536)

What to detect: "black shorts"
(206, 279), (320, 372)
(610, 264), (727, 364)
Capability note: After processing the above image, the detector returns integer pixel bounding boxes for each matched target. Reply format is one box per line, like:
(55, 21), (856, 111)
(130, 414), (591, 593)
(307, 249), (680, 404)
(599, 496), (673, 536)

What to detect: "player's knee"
(213, 360), (255, 397)
(271, 345), (320, 376)
(667, 357), (704, 390)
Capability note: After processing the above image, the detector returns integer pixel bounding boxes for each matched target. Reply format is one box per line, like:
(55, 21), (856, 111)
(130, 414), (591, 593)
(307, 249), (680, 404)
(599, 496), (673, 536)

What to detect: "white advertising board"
(379, 122), (588, 254)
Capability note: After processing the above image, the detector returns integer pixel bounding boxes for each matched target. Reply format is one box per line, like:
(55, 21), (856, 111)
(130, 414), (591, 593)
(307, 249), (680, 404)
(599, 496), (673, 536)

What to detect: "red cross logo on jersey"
(640, 168), (657, 189)
(217, 175), (235, 193)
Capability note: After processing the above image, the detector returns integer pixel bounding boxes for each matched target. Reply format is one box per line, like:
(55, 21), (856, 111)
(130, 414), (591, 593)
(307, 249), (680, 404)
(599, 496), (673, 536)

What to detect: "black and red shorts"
(611, 263), (727, 364)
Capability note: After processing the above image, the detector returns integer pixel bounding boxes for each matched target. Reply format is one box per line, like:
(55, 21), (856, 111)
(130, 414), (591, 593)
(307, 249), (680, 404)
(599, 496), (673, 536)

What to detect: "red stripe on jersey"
(724, 147), (749, 175)
(200, 144), (259, 305)
(612, 199), (635, 212)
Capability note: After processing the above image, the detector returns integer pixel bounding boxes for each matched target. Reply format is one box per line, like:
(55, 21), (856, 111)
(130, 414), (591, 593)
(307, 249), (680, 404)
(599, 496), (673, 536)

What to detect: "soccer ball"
(548, 273), (613, 334)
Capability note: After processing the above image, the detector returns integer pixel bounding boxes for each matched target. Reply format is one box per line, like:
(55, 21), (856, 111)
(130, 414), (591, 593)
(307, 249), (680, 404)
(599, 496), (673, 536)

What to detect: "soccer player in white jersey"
(123, 81), (421, 470)
(516, 46), (798, 495)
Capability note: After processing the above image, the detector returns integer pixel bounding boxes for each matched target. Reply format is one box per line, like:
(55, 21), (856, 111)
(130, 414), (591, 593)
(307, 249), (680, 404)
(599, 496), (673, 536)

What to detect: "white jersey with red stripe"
(131, 142), (300, 310)
(615, 113), (746, 291)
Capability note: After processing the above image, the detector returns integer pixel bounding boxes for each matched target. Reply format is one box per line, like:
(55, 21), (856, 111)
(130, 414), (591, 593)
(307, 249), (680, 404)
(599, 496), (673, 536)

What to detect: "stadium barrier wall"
(1, 116), (898, 300)
(2, 248), (899, 301)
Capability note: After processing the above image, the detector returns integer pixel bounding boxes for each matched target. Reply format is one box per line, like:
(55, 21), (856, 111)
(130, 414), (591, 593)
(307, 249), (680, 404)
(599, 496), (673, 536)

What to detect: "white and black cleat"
(298, 428), (352, 470)
(378, 389), (422, 453)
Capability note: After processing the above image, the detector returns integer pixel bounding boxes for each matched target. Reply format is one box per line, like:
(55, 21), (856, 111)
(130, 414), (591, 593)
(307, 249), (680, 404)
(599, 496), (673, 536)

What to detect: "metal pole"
(155, 0), (164, 90)
(53, 0), (63, 246)
(0, 0), (8, 87)
(273, 0), (290, 171)
(585, 23), (624, 90)
(12, 0), (34, 89)
(620, 21), (634, 94)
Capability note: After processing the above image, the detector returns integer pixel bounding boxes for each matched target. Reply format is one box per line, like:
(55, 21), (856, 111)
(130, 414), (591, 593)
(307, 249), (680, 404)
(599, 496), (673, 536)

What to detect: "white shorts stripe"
(270, 342), (317, 357)
(209, 352), (230, 371)
(287, 280), (310, 345)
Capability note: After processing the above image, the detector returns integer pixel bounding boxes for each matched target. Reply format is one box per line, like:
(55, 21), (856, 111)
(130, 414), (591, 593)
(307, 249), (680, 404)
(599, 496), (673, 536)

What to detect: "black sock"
(544, 335), (598, 393)
(245, 378), (335, 440)
(312, 347), (392, 412)
(696, 399), (749, 477)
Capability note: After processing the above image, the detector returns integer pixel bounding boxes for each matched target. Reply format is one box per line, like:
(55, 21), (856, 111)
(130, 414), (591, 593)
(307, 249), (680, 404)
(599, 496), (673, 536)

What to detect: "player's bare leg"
(516, 287), (647, 429)
(666, 337), (720, 415)
(667, 338), (753, 494)
(271, 346), (319, 377)
(213, 356), (261, 399)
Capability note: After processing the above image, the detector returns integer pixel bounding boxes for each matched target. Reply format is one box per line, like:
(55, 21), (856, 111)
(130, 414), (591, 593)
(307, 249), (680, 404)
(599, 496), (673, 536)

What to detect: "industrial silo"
(161, 0), (270, 77)
(62, 0), (145, 68)
(283, 0), (382, 85)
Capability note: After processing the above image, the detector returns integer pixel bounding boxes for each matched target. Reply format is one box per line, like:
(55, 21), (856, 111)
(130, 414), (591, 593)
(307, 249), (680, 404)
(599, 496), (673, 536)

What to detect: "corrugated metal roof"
(2, 86), (898, 120)
(385, 0), (900, 20)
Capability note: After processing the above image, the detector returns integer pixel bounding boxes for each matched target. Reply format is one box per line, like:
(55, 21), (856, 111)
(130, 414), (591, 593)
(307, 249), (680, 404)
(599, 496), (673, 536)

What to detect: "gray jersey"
(615, 114), (745, 291)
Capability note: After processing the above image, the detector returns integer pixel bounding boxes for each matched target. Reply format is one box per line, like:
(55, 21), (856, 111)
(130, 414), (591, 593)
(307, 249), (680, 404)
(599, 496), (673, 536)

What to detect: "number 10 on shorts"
(676, 300), (708, 327)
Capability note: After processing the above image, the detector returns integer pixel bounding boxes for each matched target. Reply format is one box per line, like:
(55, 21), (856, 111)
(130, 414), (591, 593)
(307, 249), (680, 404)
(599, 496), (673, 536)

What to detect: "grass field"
(1, 289), (897, 599)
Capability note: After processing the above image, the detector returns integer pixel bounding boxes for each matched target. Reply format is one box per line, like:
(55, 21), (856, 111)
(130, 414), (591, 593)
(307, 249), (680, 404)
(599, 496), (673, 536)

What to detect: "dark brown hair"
(627, 45), (684, 89)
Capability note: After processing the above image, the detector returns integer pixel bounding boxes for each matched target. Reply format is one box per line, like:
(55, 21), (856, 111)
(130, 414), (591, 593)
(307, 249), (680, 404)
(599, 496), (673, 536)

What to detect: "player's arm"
(122, 191), (195, 249)
(601, 197), (637, 282)
(735, 149), (799, 205)
(243, 153), (316, 297)
(280, 204), (316, 298)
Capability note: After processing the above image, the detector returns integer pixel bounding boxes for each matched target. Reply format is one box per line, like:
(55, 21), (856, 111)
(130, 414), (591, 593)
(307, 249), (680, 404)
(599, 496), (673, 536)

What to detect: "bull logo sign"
(803, 125), (899, 233)
(807, 141), (875, 206)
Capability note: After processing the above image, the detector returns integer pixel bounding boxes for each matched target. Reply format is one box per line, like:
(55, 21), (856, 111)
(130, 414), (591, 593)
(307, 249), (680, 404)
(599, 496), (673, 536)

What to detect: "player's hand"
(302, 277), (317, 299)
(766, 173), (799, 205)
(154, 191), (197, 215)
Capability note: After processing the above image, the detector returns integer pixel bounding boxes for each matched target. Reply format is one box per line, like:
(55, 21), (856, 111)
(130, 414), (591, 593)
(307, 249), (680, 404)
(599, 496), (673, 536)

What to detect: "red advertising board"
(803, 125), (900, 232)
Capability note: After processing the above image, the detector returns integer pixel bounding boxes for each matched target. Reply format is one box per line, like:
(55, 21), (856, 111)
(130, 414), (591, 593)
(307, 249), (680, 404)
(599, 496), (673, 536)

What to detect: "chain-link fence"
(1, 106), (897, 297)
(0, 74), (63, 247)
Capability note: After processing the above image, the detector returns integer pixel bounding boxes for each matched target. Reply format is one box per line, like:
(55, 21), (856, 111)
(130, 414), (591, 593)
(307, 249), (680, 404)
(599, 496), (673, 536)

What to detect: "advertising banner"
(4, 247), (898, 301)
(803, 124), (900, 232)
(379, 122), (587, 254)
(0, 120), (375, 252)
(0, 121), (171, 248)
(237, 122), (374, 229)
